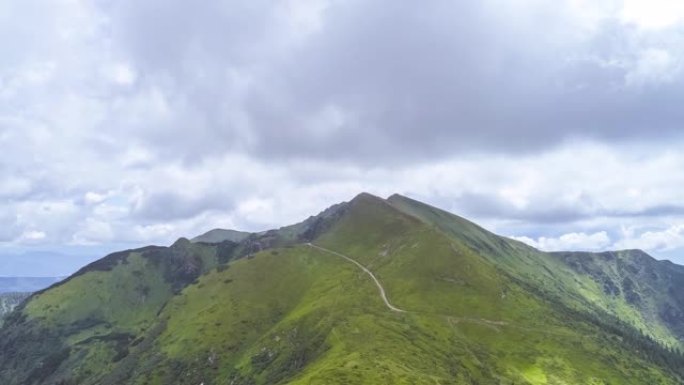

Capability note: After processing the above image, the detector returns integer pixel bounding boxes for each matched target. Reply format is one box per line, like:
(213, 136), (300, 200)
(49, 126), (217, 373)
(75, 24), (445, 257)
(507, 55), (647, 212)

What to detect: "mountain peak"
(387, 192), (408, 201)
(350, 191), (385, 202)
(172, 237), (192, 248)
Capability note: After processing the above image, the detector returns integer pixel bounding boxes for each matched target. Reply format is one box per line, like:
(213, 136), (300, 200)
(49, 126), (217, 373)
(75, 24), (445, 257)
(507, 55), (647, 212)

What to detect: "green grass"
(130, 244), (677, 384)
(116, 195), (682, 384)
(388, 194), (684, 349)
(26, 252), (170, 331)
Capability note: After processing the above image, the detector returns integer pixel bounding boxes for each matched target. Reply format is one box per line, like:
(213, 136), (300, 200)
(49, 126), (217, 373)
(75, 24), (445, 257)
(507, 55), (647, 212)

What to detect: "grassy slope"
(387, 194), (684, 348)
(0, 202), (348, 385)
(0, 239), (223, 385)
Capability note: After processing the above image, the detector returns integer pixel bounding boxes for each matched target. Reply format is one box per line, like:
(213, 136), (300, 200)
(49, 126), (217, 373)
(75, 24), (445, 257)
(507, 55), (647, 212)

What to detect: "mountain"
(0, 277), (64, 294)
(552, 249), (684, 345)
(387, 194), (684, 346)
(1, 193), (684, 384)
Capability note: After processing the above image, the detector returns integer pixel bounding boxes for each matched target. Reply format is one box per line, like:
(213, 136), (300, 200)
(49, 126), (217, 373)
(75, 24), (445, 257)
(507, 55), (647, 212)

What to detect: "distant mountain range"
(1, 193), (684, 384)
(0, 277), (63, 324)
(0, 250), (103, 277)
(0, 276), (63, 294)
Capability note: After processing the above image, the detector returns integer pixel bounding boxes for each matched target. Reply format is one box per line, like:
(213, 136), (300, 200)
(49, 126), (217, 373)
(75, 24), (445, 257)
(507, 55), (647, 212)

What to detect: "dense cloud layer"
(97, 0), (684, 162)
(7, 0), (684, 162)
(2, 0), (684, 273)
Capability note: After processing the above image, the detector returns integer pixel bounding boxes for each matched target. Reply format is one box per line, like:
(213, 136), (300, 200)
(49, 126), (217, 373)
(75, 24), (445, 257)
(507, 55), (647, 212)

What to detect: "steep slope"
(0, 239), (225, 384)
(554, 249), (684, 345)
(0, 203), (348, 385)
(0, 193), (682, 385)
(387, 193), (684, 348)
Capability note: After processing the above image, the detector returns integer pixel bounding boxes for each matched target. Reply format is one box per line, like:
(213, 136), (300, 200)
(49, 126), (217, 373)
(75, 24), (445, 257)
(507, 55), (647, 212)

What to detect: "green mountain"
(552, 249), (684, 345)
(1, 193), (684, 385)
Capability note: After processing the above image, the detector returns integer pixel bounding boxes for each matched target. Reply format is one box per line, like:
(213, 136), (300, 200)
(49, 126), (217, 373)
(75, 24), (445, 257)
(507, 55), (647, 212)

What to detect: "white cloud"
(278, 0), (332, 41)
(614, 224), (684, 251)
(71, 218), (114, 245)
(0, 176), (32, 198)
(626, 49), (679, 86)
(3, 0), (684, 269)
(18, 230), (47, 243)
(106, 63), (137, 86)
(621, 0), (684, 30)
(512, 231), (612, 251)
(512, 221), (684, 258)
(84, 192), (107, 205)
(4, 139), (684, 253)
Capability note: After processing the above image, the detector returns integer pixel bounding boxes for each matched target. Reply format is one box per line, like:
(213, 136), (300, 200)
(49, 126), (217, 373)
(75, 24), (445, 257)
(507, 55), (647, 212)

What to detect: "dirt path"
(306, 243), (406, 313)
(306, 243), (511, 330)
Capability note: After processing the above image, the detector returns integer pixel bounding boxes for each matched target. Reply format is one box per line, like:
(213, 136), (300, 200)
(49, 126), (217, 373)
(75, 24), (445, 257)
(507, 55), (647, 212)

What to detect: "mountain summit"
(1, 193), (684, 385)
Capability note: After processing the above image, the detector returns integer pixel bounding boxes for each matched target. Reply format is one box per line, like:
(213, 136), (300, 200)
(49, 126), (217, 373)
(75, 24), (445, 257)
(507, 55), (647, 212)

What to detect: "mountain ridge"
(191, 229), (252, 244)
(1, 192), (684, 384)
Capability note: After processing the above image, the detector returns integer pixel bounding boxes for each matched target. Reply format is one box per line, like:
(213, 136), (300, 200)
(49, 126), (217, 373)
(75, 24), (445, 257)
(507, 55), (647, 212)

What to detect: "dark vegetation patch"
(98, 320), (168, 385)
(299, 206), (348, 242)
(217, 241), (239, 264)
(25, 347), (71, 384)
(0, 318), (71, 384)
(622, 277), (642, 305)
(660, 303), (684, 331)
(143, 243), (204, 293)
(65, 317), (109, 334)
(75, 332), (135, 363)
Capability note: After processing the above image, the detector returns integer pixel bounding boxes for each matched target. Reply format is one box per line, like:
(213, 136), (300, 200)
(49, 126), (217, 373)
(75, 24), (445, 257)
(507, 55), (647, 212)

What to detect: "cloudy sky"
(3, 0), (684, 275)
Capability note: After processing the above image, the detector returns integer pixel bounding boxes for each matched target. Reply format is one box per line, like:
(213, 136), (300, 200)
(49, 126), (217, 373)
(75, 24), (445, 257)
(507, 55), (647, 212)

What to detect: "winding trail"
(305, 243), (595, 339)
(305, 243), (513, 331)
(306, 243), (406, 313)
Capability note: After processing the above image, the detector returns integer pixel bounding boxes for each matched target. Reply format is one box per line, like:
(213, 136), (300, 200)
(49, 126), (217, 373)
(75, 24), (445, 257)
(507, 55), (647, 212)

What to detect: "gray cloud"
(453, 194), (684, 224)
(451, 193), (592, 224)
(3, 0), (684, 265)
(0, 211), (20, 242)
(132, 190), (235, 222)
(88, 0), (684, 164)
